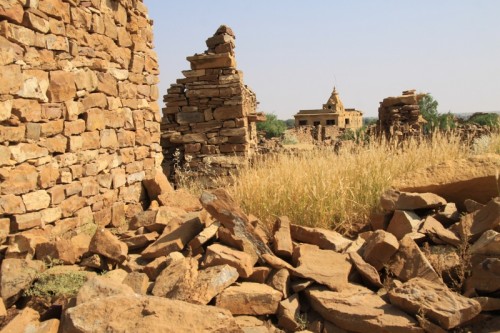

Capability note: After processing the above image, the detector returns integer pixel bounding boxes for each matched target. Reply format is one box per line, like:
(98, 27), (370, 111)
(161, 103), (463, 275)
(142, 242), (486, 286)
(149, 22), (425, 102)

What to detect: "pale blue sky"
(144, 1), (500, 118)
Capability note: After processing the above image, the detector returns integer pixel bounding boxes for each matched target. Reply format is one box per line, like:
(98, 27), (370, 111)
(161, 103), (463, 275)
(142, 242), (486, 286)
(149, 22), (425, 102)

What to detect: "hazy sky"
(144, 1), (500, 119)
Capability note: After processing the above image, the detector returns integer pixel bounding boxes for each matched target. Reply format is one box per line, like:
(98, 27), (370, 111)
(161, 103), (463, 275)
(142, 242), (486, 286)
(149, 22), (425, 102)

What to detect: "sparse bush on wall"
(257, 113), (287, 138)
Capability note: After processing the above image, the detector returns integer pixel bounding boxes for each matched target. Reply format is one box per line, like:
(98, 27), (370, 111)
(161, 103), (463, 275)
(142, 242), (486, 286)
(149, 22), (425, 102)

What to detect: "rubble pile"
(1, 184), (498, 332)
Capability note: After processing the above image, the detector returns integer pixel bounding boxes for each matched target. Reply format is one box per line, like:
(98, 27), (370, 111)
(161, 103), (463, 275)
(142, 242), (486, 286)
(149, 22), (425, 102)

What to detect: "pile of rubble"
(377, 90), (427, 139)
(161, 25), (264, 183)
(1, 179), (498, 332)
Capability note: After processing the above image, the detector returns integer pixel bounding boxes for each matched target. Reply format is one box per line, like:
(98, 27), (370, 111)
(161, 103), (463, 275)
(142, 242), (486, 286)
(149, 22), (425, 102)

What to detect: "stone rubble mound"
(1, 183), (499, 333)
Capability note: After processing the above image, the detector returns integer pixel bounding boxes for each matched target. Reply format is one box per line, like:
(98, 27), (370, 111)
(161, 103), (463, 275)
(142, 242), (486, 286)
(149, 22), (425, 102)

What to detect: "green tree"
(419, 94), (439, 132)
(257, 113), (287, 138)
(468, 113), (500, 128)
(285, 119), (295, 129)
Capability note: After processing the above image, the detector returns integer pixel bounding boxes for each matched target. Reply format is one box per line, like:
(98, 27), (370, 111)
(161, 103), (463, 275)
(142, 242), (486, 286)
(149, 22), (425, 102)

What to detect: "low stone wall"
(161, 25), (262, 183)
(0, 0), (161, 240)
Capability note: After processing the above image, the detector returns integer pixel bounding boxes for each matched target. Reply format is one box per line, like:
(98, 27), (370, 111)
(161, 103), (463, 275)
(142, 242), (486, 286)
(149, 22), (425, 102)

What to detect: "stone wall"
(0, 0), (162, 241)
(161, 25), (262, 183)
(377, 90), (426, 138)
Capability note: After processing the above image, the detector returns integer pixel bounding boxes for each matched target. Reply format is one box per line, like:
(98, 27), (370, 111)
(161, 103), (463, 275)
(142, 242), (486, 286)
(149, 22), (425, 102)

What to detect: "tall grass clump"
(228, 132), (477, 235)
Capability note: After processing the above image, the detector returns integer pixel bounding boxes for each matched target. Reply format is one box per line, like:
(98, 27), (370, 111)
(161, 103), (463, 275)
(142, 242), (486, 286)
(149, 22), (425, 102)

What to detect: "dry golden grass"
(227, 132), (496, 235)
(177, 131), (499, 235)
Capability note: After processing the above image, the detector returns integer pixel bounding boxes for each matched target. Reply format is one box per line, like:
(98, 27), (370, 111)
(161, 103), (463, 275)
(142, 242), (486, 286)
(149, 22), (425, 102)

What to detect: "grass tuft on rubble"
(25, 271), (88, 299)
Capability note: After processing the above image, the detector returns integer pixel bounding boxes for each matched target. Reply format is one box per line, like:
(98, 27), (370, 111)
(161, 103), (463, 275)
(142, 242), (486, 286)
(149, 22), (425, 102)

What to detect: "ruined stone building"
(377, 90), (426, 138)
(294, 87), (363, 130)
(0, 0), (163, 238)
(161, 25), (263, 182)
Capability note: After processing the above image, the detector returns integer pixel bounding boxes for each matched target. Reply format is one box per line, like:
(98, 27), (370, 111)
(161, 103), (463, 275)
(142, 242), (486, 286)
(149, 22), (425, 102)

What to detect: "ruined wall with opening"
(0, 0), (161, 241)
(161, 25), (263, 183)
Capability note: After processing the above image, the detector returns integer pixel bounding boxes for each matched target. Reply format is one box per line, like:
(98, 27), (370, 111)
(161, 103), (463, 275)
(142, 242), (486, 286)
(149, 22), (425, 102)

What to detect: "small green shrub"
(282, 133), (298, 145)
(467, 113), (499, 128)
(257, 113), (287, 138)
(26, 272), (88, 299)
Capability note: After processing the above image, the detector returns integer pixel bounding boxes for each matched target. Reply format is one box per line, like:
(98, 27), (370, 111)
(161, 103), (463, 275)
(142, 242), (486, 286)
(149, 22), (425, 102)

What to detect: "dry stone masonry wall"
(0, 0), (162, 239)
(161, 25), (263, 183)
(378, 90), (426, 139)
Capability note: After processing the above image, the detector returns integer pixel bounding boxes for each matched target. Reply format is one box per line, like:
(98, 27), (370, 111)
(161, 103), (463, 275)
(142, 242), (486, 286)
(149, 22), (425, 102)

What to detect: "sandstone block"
(123, 272), (149, 295)
(362, 230), (399, 271)
(272, 216), (293, 258)
(203, 243), (256, 278)
(278, 294), (301, 332)
(89, 228), (128, 263)
(389, 278), (481, 329)
(386, 210), (422, 240)
(22, 190), (50, 211)
(188, 52), (236, 70)
(76, 275), (135, 305)
(62, 295), (242, 333)
(0, 64), (22, 94)
(190, 264), (239, 305)
(213, 105), (243, 120)
(0, 164), (38, 195)
(1, 258), (45, 306)
(47, 70), (75, 102)
(349, 251), (383, 288)
(306, 285), (423, 333)
(142, 168), (173, 201)
(292, 244), (351, 291)
(290, 224), (351, 252)
(0, 99), (12, 122)
(10, 143), (49, 163)
(215, 282), (282, 315)
(84, 109), (106, 131)
(0, 194), (25, 215)
(17, 69), (49, 101)
(12, 212), (42, 231)
(0, 307), (40, 333)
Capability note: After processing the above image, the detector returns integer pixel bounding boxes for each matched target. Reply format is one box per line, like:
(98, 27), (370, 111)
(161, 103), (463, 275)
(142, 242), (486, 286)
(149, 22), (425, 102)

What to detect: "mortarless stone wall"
(0, 0), (162, 241)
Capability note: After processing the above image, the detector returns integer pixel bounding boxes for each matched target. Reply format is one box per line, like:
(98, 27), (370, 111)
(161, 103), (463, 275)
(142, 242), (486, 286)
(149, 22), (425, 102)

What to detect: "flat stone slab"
(389, 278), (481, 330)
(215, 282), (282, 315)
(290, 224), (351, 252)
(306, 285), (424, 333)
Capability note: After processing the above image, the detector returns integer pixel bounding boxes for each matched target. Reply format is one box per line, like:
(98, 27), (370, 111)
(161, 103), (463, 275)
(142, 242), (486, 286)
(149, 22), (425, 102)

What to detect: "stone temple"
(294, 87), (363, 130)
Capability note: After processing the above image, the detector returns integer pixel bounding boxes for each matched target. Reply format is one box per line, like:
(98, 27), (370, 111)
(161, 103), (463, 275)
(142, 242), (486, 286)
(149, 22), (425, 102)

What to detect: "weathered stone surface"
(47, 70), (75, 102)
(0, 164), (38, 195)
(216, 282), (282, 315)
(142, 168), (173, 201)
(389, 235), (441, 283)
(389, 278), (481, 329)
(349, 252), (383, 288)
(272, 216), (293, 258)
(35, 238), (77, 264)
(123, 231), (158, 250)
(76, 275), (135, 305)
(278, 294), (301, 332)
(419, 215), (461, 246)
(203, 243), (256, 278)
(188, 52), (236, 70)
(22, 190), (51, 211)
(200, 189), (273, 262)
(465, 258), (500, 294)
(122, 272), (149, 295)
(36, 318), (60, 333)
(454, 197), (500, 241)
(393, 154), (500, 209)
(0, 258), (45, 306)
(151, 257), (198, 300)
(141, 212), (203, 258)
(470, 230), (500, 256)
(395, 192), (447, 210)
(62, 295), (243, 333)
(89, 228), (128, 263)
(188, 221), (220, 251)
(0, 307), (40, 333)
(0, 194), (25, 215)
(386, 210), (422, 240)
(157, 188), (202, 212)
(306, 285), (423, 333)
(292, 244), (351, 291)
(267, 268), (290, 299)
(290, 224), (351, 252)
(362, 230), (399, 271)
(191, 264), (239, 305)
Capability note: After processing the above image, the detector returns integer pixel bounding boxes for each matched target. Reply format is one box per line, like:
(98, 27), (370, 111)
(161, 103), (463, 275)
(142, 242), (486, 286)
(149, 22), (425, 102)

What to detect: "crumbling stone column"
(377, 90), (426, 139)
(161, 25), (263, 183)
(0, 0), (161, 239)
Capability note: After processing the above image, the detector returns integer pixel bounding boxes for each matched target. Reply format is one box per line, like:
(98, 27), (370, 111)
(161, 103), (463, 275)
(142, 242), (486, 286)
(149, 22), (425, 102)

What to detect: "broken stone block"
(272, 216), (293, 258)
(62, 295), (242, 333)
(386, 210), (422, 240)
(349, 252), (383, 288)
(190, 264), (239, 305)
(361, 230), (399, 271)
(292, 244), (351, 291)
(35, 238), (77, 264)
(470, 230), (500, 256)
(188, 52), (236, 70)
(1, 258), (45, 306)
(380, 189), (400, 211)
(215, 282), (282, 315)
(306, 285), (423, 333)
(0, 307), (40, 333)
(389, 235), (441, 283)
(278, 294), (301, 332)
(157, 188), (202, 212)
(245, 266), (271, 283)
(89, 228), (128, 263)
(395, 192), (447, 210)
(188, 221), (220, 252)
(122, 231), (158, 250)
(203, 243), (256, 278)
(141, 212), (203, 259)
(465, 258), (500, 294)
(419, 215), (461, 246)
(151, 257), (198, 300)
(290, 224), (351, 252)
(200, 189), (272, 262)
(389, 278), (481, 330)
(267, 268), (290, 299)
(122, 272), (149, 294)
(142, 168), (173, 201)
(76, 275), (135, 305)
(454, 198), (500, 241)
